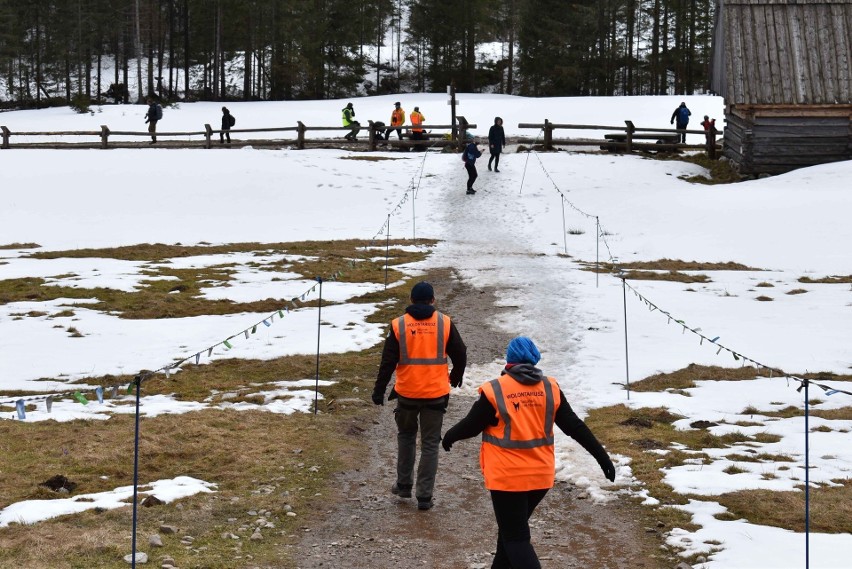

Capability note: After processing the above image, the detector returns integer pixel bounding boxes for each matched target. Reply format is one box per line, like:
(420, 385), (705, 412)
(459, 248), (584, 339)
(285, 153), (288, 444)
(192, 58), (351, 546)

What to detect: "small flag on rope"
(15, 399), (25, 420)
(278, 310), (284, 318)
(111, 386), (119, 399)
(710, 336), (720, 343)
(208, 347), (213, 357)
(262, 319), (271, 327)
(223, 339), (233, 350)
(127, 382), (134, 394)
(252, 325), (257, 334)
(46, 396), (53, 413)
(73, 391), (88, 405)
(732, 352), (740, 361)
(195, 353), (201, 365)
(164, 366), (171, 379)
(96, 386), (104, 404)
(825, 389), (839, 396)
(244, 330), (249, 340)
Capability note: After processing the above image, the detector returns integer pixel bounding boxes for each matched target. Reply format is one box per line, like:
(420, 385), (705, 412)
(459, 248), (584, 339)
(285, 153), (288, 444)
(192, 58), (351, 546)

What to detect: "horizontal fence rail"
(2, 117), (719, 156)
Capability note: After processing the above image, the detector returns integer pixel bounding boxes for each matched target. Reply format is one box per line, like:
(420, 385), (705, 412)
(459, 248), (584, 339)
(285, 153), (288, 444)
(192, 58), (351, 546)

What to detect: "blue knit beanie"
(410, 281), (434, 302)
(506, 336), (541, 365)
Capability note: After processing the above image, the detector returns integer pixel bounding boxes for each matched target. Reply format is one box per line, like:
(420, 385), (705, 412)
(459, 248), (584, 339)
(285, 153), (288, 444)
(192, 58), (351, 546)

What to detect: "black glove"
(441, 436), (453, 452)
(598, 455), (616, 482)
(450, 376), (463, 388)
(371, 390), (384, 406)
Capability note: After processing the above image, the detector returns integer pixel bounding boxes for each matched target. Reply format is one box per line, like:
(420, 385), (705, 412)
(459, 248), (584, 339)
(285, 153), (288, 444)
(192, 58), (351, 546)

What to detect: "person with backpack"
(670, 101), (691, 143)
(221, 107), (235, 144)
(342, 102), (360, 141)
(487, 117), (506, 172)
(410, 107), (425, 140)
(144, 97), (162, 144)
(441, 336), (616, 569)
(462, 137), (482, 195)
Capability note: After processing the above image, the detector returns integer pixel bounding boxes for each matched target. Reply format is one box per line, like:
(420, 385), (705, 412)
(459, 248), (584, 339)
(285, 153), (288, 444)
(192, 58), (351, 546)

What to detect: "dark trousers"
(676, 122), (688, 143)
(488, 153), (500, 171)
(394, 395), (447, 500)
(465, 162), (478, 191)
(490, 489), (549, 569)
(220, 128), (230, 143)
(147, 120), (157, 142)
(385, 127), (402, 140)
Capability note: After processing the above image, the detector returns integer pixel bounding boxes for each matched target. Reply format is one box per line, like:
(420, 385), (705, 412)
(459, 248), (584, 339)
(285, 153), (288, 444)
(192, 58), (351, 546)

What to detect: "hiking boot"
(391, 483), (412, 498)
(417, 497), (433, 510)
(487, 164), (492, 171)
(466, 189), (476, 195)
(494, 168), (500, 172)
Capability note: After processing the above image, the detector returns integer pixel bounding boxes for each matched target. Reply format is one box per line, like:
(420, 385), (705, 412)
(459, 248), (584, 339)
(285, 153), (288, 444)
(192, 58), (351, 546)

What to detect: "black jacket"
(488, 124), (506, 154)
(374, 303), (467, 398)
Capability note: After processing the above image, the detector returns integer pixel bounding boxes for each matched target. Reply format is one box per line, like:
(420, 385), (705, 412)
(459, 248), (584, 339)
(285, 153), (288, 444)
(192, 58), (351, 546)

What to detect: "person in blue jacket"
(670, 102), (691, 143)
(463, 138), (482, 195)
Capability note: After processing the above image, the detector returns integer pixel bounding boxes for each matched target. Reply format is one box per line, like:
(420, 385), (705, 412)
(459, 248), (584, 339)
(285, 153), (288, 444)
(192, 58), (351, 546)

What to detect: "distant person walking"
(144, 97), (162, 144)
(385, 101), (406, 140)
(372, 281), (467, 511)
(701, 115), (717, 144)
(220, 107), (234, 144)
(410, 106), (425, 140)
(442, 336), (616, 569)
(487, 117), (506, 172)
(670, 101), (691, 143)
(463, 137), (482, 195)
(342, 102), (360, 141)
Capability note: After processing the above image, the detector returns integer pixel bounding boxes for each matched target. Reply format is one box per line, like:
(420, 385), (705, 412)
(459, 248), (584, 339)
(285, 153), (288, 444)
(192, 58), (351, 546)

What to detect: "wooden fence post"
(625, 120), (635, 153)
(297, 121), (306, 149)
(706, 125), (718, 159)
(100, 125), (110, 149)
(457, 116), (469, 149)
(544, 119), (552, 150)
(1, 126), (10, 149)
(368, 120), (377, 151)
(204, 124), (213, 149)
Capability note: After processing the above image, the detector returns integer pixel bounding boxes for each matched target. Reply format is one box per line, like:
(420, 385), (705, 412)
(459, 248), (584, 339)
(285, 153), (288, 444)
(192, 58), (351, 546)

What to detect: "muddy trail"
(291, 269), (671, 569)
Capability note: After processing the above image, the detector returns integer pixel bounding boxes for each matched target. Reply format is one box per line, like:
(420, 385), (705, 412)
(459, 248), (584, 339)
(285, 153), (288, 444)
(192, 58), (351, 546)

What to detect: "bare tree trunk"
(135, 0), (143, 102)
(507, 0), (515, 94)
(184, 0), (190, 98)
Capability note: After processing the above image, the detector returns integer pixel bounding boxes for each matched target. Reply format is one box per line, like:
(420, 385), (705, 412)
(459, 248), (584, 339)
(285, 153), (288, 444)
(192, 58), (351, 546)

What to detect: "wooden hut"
(710, 0), (852, 175)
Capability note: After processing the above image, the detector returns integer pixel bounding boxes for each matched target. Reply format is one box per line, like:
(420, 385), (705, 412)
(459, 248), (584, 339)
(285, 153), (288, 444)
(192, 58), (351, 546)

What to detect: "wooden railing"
(0, 117), (477, 150)
(517, 119), (721, 157)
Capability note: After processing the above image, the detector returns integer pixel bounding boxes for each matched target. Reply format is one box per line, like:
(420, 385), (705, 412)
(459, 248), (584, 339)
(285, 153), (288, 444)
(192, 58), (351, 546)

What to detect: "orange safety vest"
(410, 111), (424, 133)
(479, 375), (561, 491)
(391, 311), (451, 399)
(391, 107), (405, 127)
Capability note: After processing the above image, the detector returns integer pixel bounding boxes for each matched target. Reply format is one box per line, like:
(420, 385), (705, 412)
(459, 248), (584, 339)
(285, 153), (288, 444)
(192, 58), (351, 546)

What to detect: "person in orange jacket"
(442, 336), (615, 568)
(410, 106), (425, 140)
(385, 101), (406, 140)
(372, 281), (467, 511)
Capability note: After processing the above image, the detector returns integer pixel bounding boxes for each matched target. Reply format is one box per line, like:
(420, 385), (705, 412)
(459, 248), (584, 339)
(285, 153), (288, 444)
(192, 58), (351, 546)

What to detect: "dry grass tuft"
(786, 288), (808, 295)
(0, 242), (41, 250)
(798, 275), (852, 284)
(755, 282), (774, 288)
(630, 363), (775, 393)
(755, 295), (773, 301)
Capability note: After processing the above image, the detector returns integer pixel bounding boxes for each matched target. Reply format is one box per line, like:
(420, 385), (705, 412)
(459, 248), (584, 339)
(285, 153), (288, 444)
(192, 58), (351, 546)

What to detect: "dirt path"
(292, 270), (668, 569)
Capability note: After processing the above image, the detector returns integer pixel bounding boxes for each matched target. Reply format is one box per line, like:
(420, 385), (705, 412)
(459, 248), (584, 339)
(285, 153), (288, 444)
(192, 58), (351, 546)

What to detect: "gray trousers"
(394, 394), (448, 500)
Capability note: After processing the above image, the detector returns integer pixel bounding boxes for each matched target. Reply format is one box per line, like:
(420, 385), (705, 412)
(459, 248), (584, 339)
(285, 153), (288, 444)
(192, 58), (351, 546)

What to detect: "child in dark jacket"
(463, 139), (482, 195)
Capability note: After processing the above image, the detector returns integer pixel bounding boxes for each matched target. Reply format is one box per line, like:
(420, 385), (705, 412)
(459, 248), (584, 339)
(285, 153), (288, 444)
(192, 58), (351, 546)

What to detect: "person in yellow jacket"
(384, 101), (406, 140)
(410, 106), (425, 140)
(342, 102), (360, 141)
(442, 336), (615, 568)
(372, 281), (467, 511)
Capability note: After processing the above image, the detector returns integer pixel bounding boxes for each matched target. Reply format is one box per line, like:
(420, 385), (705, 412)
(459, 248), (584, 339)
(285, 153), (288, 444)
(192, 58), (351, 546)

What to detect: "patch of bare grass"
(672, 154), (743, 184)
(755, 295), (773, 301)
(715, 484), (852, 533)
(723, 464), (748, 475)
(0, 242), (40, 250)
(798, 275), (852, 284)
(786, 288), (808, 295)
(631, 363), (774, 393)
(755, 282), (774, 287)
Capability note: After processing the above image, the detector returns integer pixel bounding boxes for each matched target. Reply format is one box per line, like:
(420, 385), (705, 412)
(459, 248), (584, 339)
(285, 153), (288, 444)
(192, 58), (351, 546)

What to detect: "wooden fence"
(2, 116), (720, 157)
(0, 117), (476, 151)
(517, 119), (721, 157)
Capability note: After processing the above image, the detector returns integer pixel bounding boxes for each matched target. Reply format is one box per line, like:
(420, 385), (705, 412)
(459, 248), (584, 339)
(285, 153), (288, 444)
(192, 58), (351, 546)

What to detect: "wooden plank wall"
(722, 105), (852, 174)
(721, 0), (852, 105)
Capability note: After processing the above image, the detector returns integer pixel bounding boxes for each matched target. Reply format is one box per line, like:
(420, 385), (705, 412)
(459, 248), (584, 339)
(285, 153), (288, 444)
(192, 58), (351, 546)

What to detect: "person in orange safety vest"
(410, 106), (425, 140)
(385, 101), (406, 140)
(372, 281), (467, 511)
(442, 336), (615, 568)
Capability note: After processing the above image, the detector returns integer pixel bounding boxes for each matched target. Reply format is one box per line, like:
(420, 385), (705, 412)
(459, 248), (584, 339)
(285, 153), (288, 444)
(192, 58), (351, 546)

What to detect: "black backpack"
(154, 104), (163, 121)
(228, 114), (236, 127)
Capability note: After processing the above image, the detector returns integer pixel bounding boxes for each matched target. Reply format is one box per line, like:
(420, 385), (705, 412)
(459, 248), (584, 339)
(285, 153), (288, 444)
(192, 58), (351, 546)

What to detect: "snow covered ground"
(1, 93), (850, 568)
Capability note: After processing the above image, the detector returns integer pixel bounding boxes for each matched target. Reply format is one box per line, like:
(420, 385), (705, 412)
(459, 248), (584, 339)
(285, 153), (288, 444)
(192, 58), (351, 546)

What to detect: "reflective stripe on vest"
(482, 377), (555, 449)
(396, 312), (448, 366)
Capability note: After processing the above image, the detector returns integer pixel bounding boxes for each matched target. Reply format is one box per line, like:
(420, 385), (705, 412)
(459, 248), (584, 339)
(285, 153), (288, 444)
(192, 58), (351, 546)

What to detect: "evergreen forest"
(0, 0), (716, 107)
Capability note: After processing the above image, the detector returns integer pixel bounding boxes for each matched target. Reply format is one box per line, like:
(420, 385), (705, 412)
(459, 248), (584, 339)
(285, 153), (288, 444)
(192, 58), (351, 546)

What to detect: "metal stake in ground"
(130, 373), (143, 569)
(804, 379), (811, 569)
(385, 214), (390, 289)
(621, 277), (631, 400)
(314, 277), (323, 415)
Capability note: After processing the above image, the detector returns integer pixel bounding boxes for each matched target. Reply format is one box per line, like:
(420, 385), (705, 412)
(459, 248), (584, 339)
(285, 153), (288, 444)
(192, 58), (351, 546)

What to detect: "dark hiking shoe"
(487, 164), (492, 171)
(466, 189), (476, 195)
(391, 483), (412, 498)
(494, 168), (500, 172)
(417, 497), (433, 510)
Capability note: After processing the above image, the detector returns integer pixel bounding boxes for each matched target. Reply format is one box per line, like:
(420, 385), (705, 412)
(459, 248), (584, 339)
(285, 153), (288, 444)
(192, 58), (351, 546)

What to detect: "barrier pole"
(314, 278), (323, 415)
(622, 278), (631, 399)
(130, 374), (143, 568)
(385, 215), (390, 289)
(804, 380), (810, 569)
